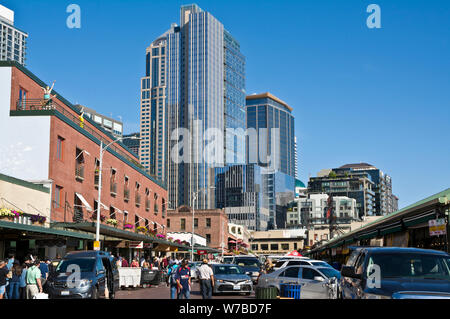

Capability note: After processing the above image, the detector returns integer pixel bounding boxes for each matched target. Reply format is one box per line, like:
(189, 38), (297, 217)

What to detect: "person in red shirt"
(121, 258), (129, 267)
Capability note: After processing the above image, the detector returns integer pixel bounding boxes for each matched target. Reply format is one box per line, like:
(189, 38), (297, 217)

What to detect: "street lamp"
(95, 136), (141, 247)
(191, 186), (215, 261)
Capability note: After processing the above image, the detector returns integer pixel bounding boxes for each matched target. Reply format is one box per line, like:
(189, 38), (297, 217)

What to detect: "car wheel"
(91, 286), (99, 299)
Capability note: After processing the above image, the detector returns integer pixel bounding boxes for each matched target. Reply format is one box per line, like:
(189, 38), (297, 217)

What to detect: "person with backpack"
(167, 262), (180, 299)
(175, 259), (191, 299)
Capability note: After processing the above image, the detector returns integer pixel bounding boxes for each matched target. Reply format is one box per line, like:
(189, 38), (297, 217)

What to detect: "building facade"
(122, 133), (140, 157)
(308, 163), (398, 218)
(249, 229), (306, 256)
(0, 61), (168, 252)
(166, 206), (229, 250)
(246, 93), (296, 178)
(141, 4), (246, 210)
(0, 5), (27, 66)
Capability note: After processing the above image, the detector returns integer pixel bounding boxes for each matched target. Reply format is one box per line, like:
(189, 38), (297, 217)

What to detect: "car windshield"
(368, 253), (450, 280)
(274, 261), (286, 268)
(318, 267), (341, 279)
(234, 258), (260, 267)
(214, 265), (244, 275)
(56, 258), (96, 273)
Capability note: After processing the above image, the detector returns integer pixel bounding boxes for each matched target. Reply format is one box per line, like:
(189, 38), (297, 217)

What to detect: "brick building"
(0, 61), (170, 254)
(167, 206), (230, 250)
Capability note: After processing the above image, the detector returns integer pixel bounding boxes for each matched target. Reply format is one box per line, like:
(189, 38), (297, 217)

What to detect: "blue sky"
(3, 0), (449, 209)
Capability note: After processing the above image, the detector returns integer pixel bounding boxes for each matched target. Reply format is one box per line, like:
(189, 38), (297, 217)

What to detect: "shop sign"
(93, 241), (101, 251)
(129, 241), (144, 249)
(197, 250), (207, 255)
(429, 219), (447, 236)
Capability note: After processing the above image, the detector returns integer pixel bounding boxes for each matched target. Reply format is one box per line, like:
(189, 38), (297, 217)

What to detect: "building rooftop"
(339, 163), (376, 170)
(246, 92), (293, 112)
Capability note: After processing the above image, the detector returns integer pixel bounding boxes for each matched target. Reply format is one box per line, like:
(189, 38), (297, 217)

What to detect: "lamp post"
(191, 186), (215, 261)
(95, 136), (140, 248)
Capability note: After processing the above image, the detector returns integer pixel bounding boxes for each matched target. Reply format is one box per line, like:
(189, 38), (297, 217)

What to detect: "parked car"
(227, 256), (262, 283)
(212, 264), (253, 296)
(47, 251), (119, 299)
(257, 265), (340, 299)
(340, 247), (450, 299)
(273, 258), (331, 271)
(188, 261), (202, 281)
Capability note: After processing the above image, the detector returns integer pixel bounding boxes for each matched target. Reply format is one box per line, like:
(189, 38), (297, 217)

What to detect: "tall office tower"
(0, 5), (28, 66)
(140, 4), (246, 210)
(246, 93), (296, 178)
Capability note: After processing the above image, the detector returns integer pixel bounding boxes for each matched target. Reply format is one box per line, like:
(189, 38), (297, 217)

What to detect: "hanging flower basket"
(124, 223), (134, 230)
(136, 226), (147, 234)
(156, 234), (166, 239)
(0, 208), (15, 221)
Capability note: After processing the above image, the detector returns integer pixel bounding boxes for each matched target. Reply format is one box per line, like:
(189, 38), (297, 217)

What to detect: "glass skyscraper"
(140, 4), (246, 210)
(246, 93), (296, 178)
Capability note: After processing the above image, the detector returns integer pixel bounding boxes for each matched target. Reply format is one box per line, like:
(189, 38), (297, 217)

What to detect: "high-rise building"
(0, 5), (27, 66)
(141, 4), (246, 210)
(246, 93), (296, 178)
(122, 133), (140, 157)
(308, 163), (398, 218)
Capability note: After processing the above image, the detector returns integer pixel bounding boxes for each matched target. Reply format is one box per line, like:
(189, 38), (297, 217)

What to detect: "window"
(206, 234), (211, 244)
(18, 88), (27, 109)
(194, 218), (198, 229)
(54, 185), (63, 208)
(270, 244), (279, 251)
(206, 218), (211, 228)
(280, 267), (300, 278)
(302, 268), (321, 280)
(260, 244), (268, 250)
(251, 244), (258, 250)
(167, 219), (171, 228)
(181, 219), (186, 231)
(281, 244), (289, 250)
(56, 136), (64, 160)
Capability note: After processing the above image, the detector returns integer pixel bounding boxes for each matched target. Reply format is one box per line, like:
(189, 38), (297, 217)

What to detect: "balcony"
(110, 183), (117, 196)
(75, 164), (85, 181)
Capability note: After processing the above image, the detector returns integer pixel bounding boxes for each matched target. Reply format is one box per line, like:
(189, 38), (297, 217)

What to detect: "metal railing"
(135, 194), (141, 207)
(75, 164), (85, 180)
(124, 188), (130, 201)
(110, 182), (117, 195)
(145, 199), (150, 211)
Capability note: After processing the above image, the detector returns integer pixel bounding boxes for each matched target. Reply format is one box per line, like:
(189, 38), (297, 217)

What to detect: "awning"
(358, 230), (378, 240)
(75, 193), (93, 212)
(111, 206), (124, 214)
(379, 222), (403, 236)
(403, 210), (437, 228)
(99, 202), (108, 210)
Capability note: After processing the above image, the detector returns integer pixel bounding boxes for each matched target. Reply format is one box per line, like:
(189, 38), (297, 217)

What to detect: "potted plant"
(124, 223), (134, 230)
(30, 214), (46, 225)
(106, 219), (118, 227)
(156, 234), (166, 240)
(91, 212), (106, 222)
(136, 226), (147, 234)
(0, 208), (15, 221)
(167, 237), (174, 242)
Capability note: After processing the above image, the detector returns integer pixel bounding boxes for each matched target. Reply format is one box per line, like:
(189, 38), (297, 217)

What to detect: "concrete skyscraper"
(0, 5), (28, 66)
(140, 4), (246, 210)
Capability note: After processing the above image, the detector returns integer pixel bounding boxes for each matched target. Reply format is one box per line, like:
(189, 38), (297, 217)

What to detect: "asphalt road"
(116, 281), (256, 299)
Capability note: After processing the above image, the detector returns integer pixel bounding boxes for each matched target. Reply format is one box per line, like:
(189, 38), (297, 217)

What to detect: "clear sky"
(2, 0), (449, 209)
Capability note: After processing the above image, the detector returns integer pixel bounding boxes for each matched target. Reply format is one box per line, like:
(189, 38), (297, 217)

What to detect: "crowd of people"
(0, 253), (55, 299)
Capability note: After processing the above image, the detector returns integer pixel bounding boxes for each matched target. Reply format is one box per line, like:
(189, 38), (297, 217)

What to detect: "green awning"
(0, 220), (94, 240)
(358, 230), (378, 240)
(330, 241), (344, 249)
(379, 224), (403, 236)
(403, 211), (436, 227)
(344, 238), (355, 244)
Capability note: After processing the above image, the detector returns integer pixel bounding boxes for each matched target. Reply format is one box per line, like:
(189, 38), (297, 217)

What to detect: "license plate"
(233, 286), (241, 290)
(60, 291), (70, 296)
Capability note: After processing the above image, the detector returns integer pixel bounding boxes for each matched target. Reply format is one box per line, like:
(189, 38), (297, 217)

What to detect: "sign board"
(129, 241), (144, 249)
(143, 243), (153, 249)
(93, 241), (101, 251)
(197, 250), (207, 255)
(429, 219), (447, 236)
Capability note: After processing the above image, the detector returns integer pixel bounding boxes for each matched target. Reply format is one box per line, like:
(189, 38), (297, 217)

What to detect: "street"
(116, 281), (256, 300)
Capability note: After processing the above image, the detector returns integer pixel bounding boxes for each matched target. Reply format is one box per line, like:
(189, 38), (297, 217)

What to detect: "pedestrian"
(19, 263), (28, 299)
(0, 260), (9, 299)
(6, 253), (16, 270)
(131, 259), (139, 268)
(116, 256), (122, 268)
(263, 258), (273, 274)
(153, 257), (160, 270)
(162, 256), (169, 269)
(7, 262), (22, 299)
(26, 259), (43, 299)
(167, 262), (180, 299)
(175, 259), (191, 299)
(197, 259), (214, 299)
(121, 258), (129, 267)
(142, 258), (150, 270)
(39, 258), (50, 287)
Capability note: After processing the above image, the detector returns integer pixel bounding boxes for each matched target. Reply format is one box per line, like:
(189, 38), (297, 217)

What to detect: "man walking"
(197, 259), (214, 299)
(175, 259), (191, 299)
(26, 259), (43, 299)
(0, 260), (9, 299)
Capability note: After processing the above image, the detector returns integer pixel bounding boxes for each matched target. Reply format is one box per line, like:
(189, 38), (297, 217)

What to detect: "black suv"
(47, 251), (120, 299)
(340, 247), (450, 299)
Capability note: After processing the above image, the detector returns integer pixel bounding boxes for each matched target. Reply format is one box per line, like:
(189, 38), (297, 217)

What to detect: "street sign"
(93, 241), (101, 251)
(429, 218), (447, 236)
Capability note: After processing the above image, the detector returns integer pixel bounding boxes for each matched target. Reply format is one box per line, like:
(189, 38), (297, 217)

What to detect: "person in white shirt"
(196, 259), (214, 299)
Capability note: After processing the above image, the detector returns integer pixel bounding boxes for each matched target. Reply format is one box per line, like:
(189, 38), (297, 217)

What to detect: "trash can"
(255, 287), (278, 299)
(280, 284), (301, 299)
(141, 268), (156, 286)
